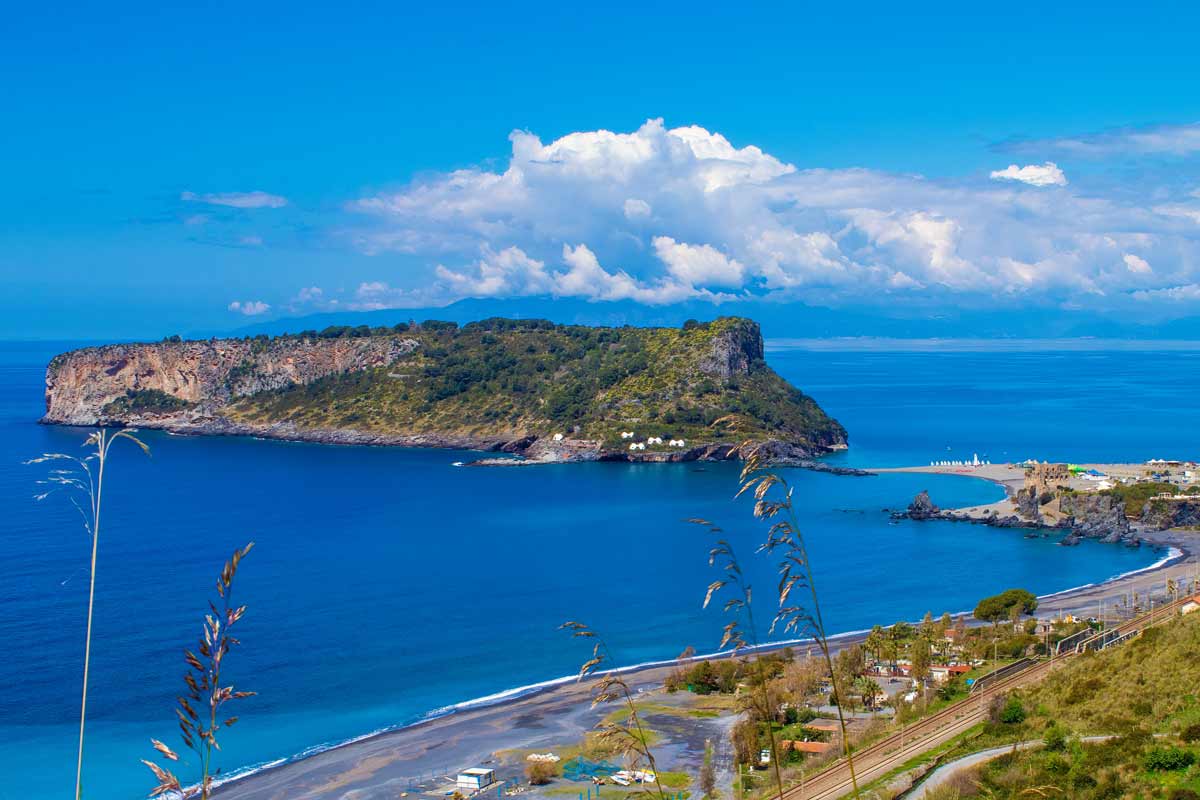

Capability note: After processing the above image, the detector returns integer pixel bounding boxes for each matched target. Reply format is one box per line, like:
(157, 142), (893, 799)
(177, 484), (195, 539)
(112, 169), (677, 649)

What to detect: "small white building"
(647, 436), (663, 445)
(457, 768), (495, 792)
(620, 431), (635, 439)
(552, 433), (564, 442)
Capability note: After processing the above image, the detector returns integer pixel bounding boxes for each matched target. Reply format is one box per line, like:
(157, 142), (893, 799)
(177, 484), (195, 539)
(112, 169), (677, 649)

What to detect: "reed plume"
(142, 542), (256, 800)
(736, 443), (860, 797)
(560, 621), (666, 800)
(27, 428), (150, 800)
(691, 523), (786, 800)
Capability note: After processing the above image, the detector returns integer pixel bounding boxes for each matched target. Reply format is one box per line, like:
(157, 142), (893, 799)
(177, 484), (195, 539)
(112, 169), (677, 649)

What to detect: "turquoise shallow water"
(1, 342), (1190, 799)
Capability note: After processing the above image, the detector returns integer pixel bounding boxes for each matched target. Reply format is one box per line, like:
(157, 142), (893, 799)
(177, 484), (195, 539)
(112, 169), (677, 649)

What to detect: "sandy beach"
(214, 463), (1199, 800)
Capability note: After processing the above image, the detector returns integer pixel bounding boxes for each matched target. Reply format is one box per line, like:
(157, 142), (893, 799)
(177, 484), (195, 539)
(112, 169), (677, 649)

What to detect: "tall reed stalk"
(561, 622), (667, 800)
(143, 542), (256, 799)
(692, 526), (787, 799)
(28, 428), (149, 800)
(736, 443), (860, 797)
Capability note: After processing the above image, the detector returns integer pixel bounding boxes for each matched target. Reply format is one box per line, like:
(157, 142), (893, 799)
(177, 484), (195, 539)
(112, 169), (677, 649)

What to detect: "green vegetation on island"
(101, 388), (194, 416)
(224, 317), (845, 453)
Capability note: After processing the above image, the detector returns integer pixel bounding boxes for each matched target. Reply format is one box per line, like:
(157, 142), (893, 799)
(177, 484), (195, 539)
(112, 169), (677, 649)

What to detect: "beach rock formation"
(42, 317), (848, 464)
(906, 490), (941, 520)
(1057, 492), (1131, 539)
(892, 487), (1141, 547)
(1140, 497), (1200, 530)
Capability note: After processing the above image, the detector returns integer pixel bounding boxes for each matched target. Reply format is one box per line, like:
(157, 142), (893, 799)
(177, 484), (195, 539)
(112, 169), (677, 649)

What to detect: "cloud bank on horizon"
(229, 119), (1200, 319)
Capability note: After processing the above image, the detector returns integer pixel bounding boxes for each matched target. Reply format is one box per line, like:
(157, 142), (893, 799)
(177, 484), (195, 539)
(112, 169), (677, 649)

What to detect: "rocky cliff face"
(699, 318), (764, 379)
(1057, 492), (1133, 543)
(44, 337), (417, 425)
(1141, 498), (1200, 530)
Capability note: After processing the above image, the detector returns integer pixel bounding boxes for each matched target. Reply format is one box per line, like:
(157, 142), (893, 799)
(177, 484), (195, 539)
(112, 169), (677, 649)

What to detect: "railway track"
(780, 596), (1190, 799)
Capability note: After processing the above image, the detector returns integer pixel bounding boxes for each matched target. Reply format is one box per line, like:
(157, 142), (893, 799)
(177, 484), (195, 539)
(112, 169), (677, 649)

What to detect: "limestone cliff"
(44, 337), (417, 426)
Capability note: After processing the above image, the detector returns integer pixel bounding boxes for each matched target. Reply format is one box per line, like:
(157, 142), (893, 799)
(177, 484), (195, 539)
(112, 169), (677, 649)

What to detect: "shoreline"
(215, 529), (1196, 799)
(43, 418), (844, 467)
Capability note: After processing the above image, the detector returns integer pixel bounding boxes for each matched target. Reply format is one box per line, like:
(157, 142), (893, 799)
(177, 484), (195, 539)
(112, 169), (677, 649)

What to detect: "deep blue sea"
(3, 341), (1196, 799)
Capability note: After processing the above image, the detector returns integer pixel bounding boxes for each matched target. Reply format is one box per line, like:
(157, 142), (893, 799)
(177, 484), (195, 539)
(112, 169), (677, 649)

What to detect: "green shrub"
(1043, 722), (1068, 751)
(1144, 746), (1196, 771)
(525, 760), (558, 785)
(999, 696), (1027, 724)
(102, 388), (192, 416)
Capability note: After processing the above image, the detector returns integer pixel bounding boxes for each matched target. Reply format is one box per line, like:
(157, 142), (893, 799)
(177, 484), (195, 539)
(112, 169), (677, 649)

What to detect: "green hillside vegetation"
(224, 317), (845, 450)
(925, 611), (1200, 799)
(102, 388), (194, 416)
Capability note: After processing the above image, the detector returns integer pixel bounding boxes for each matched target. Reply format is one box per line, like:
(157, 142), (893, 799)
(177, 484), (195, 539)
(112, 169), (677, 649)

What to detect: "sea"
(2, 340), (1196, 799)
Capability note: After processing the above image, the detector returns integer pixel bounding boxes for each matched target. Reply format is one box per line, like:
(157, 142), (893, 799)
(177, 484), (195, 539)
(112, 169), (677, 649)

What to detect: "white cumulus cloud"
(228, 300), (271, 315)
(989, 162), (1068, 187)
(652, 237), (745, 288)
(1123, 253), (1152, 274)
(339, 118), (1200, 313)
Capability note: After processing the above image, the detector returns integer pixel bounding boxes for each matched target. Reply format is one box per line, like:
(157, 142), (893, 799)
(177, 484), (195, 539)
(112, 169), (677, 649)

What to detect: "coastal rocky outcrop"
(905, 490), (941, 520)
(1057, 492), (1132, 541)
(698, 318), (763, 379)
(41, 318), (848, 465)
(892, 488), (1143, 546)
(44, 336), (417, 426)
(1140, 497), (1200, 530)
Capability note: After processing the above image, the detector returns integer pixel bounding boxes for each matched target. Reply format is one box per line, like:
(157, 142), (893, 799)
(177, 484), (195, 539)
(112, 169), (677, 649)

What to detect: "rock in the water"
(906, 490), (941, 520)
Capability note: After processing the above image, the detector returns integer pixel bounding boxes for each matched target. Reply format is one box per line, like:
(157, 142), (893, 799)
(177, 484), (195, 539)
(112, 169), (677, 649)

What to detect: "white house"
(552, 433), (564, 442)
(629, 442), (646, 451)
(647, 436), (663, 445)
(620, 431), (635, 439)
(457, 768), (495, 792)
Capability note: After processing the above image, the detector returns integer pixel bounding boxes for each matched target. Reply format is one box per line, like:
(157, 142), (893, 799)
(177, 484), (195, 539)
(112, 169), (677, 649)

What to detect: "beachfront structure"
(647, 436), (663, 444)
(669, 438), (686, 447)
(629, 442), (646, 451)
(928, 664), (971, 684)
(620, 431), (635, 439)
(457, 768), (495, 792)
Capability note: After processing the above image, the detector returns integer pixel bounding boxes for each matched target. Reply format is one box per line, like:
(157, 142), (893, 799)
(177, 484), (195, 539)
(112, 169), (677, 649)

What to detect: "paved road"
(907, 736), (1114, 798)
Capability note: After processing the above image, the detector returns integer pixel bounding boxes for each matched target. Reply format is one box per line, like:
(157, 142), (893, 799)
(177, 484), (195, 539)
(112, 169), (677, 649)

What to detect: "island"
(41, 317), (847, 463)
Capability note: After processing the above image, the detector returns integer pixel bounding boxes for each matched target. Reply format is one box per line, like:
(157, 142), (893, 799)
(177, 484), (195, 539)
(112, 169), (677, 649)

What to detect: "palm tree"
(30, 429), (149, 799)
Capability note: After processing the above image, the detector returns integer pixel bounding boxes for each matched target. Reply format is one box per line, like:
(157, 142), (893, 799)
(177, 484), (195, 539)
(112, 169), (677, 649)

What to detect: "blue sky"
(5, 1), (1200, 338)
